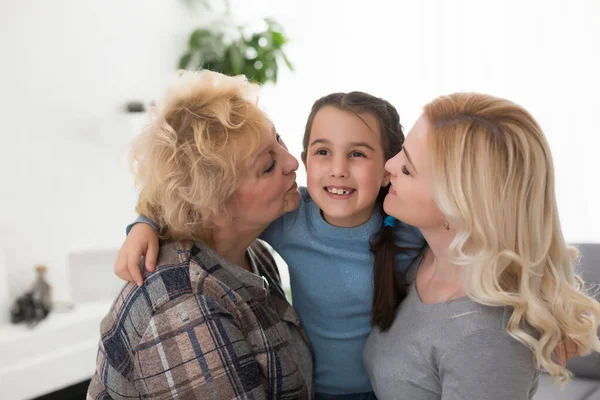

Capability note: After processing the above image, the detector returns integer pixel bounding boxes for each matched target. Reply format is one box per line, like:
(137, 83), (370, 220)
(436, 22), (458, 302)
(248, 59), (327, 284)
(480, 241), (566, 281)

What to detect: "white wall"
(236, 0), (600, 243)
(0, 0), (599, 305)
(0, 0), (208, 301)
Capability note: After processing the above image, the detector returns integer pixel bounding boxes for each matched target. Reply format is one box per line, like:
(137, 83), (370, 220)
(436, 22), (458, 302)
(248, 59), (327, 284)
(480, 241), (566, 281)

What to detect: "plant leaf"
(189, 28), (212, 49)
(271, 31), (286, 49)
(269, 60), (279, 84)
(179, 16), (293, 84)
(178, 52), (194, 69)
(281, 51), (294, 71)
(227, 41), (245, 75)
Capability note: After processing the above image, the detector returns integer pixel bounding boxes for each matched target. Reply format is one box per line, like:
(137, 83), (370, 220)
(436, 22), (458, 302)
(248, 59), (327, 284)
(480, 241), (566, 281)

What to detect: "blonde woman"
(363, 93), (600, 399)
(87, 71), (312, 399)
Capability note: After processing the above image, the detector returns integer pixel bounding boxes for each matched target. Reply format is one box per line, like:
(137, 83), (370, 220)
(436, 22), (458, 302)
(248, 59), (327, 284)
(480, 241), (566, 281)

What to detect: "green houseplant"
(179, 1), (293, 85)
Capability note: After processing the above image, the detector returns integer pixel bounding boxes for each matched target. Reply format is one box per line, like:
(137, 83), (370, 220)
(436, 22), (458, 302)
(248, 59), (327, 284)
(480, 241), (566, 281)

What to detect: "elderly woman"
(87, 71), (313, 399)
(363, 93), (600, 399)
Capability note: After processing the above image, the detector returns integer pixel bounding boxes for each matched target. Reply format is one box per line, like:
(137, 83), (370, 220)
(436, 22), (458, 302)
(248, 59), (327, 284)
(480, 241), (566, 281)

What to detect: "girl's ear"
(301, 151), (307, 170)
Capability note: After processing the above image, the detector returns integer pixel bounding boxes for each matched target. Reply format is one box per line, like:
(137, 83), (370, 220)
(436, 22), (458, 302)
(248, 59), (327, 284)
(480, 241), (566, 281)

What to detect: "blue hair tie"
(383, 215), (397, 228)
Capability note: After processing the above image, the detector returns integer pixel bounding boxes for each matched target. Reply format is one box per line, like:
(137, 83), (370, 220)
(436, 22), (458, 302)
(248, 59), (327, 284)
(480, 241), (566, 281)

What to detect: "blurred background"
(0, 0), (599, 398)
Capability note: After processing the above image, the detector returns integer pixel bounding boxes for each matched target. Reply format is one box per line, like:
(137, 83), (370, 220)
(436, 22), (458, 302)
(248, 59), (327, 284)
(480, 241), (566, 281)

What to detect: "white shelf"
(0, 301), (112, 400)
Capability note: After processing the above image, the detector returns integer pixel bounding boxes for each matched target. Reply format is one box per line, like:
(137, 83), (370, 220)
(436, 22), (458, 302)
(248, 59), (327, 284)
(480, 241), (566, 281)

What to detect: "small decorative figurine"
(10, 264), (52, 327)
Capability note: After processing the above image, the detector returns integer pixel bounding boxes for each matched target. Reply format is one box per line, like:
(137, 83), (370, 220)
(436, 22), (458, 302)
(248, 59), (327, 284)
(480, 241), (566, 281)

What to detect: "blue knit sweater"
(260, 187), (424, 394)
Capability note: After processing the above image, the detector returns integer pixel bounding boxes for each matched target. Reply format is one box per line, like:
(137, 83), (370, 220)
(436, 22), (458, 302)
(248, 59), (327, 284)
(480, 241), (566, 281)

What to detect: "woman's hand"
(114, 223), (159, 286)
(554, 337), (581, 367)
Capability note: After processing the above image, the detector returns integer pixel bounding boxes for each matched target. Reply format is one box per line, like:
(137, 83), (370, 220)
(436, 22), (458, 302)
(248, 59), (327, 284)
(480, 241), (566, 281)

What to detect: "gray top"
(363, 258), (539, 400)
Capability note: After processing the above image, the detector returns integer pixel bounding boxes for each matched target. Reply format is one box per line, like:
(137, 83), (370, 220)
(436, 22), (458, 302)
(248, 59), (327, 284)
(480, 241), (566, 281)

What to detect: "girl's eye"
(350, 151), (365, 158)
(316, 149), (330, 156)
(401, 165), (411, 176)
(264, 159), (277, 174)
(276, 133), (281, 143)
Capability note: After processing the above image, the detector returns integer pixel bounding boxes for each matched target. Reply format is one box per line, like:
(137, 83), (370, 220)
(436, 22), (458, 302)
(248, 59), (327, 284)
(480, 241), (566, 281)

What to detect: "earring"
(443, 221), (450, 230)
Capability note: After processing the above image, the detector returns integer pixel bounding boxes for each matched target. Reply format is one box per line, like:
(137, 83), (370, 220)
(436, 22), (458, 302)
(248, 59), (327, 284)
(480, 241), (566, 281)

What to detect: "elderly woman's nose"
(282, 149), (299, 174)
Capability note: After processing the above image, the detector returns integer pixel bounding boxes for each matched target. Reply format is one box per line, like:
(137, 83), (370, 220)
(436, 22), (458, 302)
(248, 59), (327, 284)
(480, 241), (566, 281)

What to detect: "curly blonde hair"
(130, 70), (270, 241)
(424, 93), (600, 383)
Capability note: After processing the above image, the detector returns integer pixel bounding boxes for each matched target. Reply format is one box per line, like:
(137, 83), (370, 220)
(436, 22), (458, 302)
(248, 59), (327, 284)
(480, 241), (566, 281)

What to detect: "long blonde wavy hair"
(424, 93), (600, 383)
(130, 70), (269, 242)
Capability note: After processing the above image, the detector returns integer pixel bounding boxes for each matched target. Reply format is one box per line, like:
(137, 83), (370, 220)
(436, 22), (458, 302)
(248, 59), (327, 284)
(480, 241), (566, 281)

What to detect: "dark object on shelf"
(126, 101), (146, 113)
(10, 264), (52, 327)
(10, 291), (50, 327)
(32, 264), (52, 310)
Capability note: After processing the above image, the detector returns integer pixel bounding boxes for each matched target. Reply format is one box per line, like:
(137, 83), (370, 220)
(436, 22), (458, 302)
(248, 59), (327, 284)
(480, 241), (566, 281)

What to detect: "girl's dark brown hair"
(302, 92), (407, 331)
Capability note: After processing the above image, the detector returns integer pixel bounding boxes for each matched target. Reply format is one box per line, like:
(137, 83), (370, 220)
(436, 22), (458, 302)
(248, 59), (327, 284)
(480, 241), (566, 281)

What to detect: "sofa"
(533, 243), (600, 400)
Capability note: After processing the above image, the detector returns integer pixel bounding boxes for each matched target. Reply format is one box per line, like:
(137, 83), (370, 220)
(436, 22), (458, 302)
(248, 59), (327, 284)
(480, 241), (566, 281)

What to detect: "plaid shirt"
(88, 239), (313, 400)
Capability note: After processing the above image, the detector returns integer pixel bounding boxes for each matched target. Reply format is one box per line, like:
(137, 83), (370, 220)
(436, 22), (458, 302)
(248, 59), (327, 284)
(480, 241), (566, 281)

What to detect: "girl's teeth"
(328, 188), (350, 195)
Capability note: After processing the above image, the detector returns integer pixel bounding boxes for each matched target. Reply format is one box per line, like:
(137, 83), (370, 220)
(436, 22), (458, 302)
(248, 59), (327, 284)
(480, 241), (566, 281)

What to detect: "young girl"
(116, 92), (425, 399)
